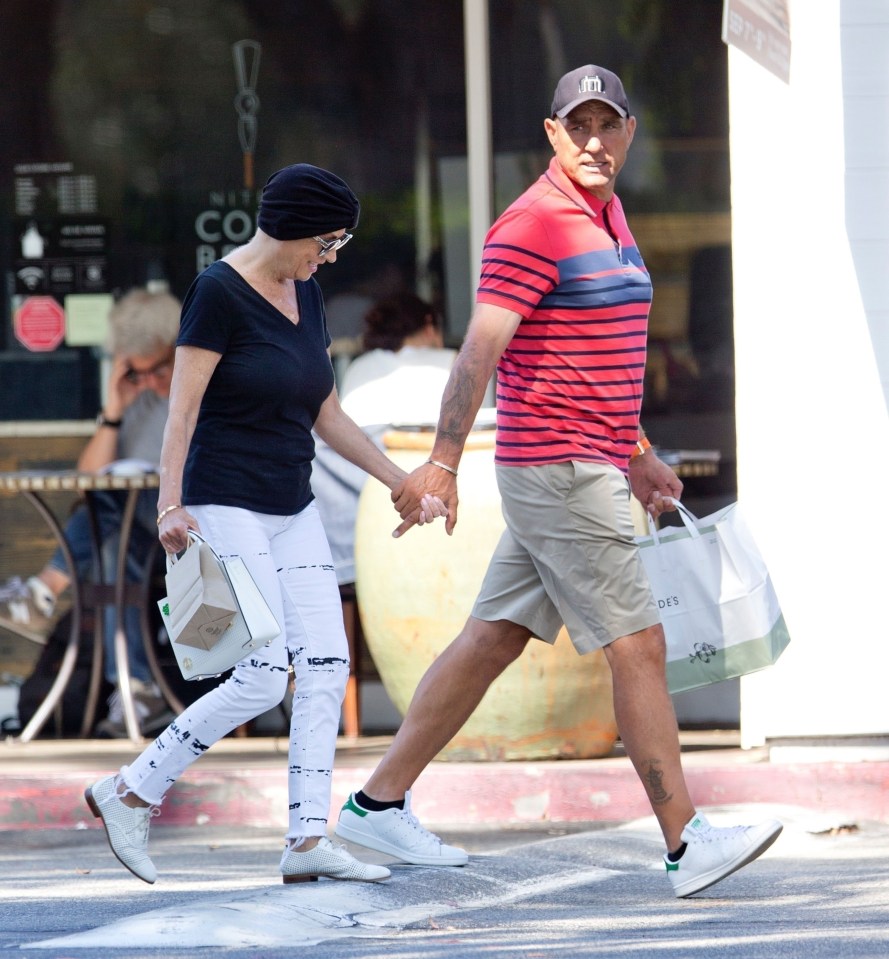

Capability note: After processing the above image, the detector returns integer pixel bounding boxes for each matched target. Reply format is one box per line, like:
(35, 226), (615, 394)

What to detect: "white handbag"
(635, 501), (790, 694)
(158, 531), (281, 681)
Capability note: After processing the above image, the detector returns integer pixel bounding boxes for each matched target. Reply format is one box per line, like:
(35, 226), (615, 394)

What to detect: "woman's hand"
(416, 493), (449, 526)
(157, 506), (201, 555)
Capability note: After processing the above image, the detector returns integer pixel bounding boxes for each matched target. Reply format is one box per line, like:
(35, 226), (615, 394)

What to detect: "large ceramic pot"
(354, 429), (618, 761)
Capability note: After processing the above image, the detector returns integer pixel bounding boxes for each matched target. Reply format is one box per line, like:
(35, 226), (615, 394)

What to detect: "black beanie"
(257, 164), (360, 241)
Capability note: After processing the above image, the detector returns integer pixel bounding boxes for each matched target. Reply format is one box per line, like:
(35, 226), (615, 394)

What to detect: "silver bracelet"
(427, 459), (458, 477)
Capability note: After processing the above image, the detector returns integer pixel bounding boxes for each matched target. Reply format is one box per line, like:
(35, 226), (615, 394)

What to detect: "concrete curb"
(3, 737), (888, 830)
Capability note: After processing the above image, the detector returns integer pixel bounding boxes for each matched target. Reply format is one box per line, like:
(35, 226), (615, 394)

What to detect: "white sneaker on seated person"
(95, 678), (175, 739)
(0, 576), (57, 646)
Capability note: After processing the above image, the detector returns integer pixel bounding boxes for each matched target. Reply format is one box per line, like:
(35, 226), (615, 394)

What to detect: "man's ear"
(625, 115), (637, 147)
(543, 117), (559, 149)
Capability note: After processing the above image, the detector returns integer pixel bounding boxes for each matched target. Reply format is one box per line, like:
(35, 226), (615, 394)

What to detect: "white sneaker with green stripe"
(665, 812), (783, 897)
(335, 791), (469, 866)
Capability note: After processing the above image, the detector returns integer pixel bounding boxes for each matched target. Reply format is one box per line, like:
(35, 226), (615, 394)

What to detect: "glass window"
(1, 0), (736, 516)
(0, 0), (469, 417)
(486, 0), (736, 510)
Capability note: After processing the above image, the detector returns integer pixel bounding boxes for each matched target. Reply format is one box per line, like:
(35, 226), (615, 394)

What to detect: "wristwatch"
(96, 411), (123, 429)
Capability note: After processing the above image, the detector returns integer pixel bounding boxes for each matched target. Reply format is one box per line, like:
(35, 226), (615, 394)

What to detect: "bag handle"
(646, 498), (701, 545)
(165, 528), (213, 570)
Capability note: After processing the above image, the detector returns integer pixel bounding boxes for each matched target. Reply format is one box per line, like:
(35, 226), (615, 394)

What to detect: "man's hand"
(106, 353), (145, 417)
(628, 451), (683, 520)
(391, 462), (458, 538)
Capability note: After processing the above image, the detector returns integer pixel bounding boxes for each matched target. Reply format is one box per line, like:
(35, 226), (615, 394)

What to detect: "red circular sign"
(14, 296), (66, 352)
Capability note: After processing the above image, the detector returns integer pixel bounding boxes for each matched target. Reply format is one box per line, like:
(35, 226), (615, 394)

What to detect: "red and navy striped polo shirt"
(477, 157), (652, 471)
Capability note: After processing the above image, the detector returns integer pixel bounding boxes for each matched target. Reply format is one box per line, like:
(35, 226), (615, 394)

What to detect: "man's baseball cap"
(551, 65), (629, 119)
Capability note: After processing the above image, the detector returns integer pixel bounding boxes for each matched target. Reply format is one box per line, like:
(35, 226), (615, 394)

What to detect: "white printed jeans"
(119, 502), (349, 842)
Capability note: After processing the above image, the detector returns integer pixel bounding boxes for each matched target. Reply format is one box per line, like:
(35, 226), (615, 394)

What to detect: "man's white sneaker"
(280, 837), (391, 883)
(85, 775), (159, 884)
(335, 791), (469, 866)
(665, 812), (783, 897)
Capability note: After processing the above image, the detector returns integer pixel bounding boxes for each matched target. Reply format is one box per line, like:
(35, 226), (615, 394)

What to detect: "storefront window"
(485, 0), (736, 509)
(0, 0), (467, 418)
(1, 0), (734, 499)
(488, 0), (733, 409)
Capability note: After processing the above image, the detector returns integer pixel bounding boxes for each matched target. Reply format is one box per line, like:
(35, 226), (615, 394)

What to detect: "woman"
(85, 164), (442, 885)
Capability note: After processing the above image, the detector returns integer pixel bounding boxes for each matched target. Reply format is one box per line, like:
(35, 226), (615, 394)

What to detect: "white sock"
(27, 577), (56, 617)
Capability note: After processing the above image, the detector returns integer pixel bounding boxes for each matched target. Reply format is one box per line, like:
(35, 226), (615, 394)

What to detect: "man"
(334, 65), (782, 898)
(0, 288), (179, 737)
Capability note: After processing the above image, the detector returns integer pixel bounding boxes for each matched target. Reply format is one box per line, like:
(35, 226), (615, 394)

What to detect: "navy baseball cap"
(551, 65), (629, 118)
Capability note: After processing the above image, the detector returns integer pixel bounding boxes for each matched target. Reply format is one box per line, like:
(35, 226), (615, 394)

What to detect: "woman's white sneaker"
(280, 836), (391, 883)
(84, 775), (158, 884)
(665, 812), (783, 897)
(335, 791), (469, 866)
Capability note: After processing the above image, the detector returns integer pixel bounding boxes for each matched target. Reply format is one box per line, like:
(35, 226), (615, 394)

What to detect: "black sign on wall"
(12, 162), (109, 300)
(7, 161), (110, 359)
(13, 217), (109, 298)
(4, 162), (104, 411)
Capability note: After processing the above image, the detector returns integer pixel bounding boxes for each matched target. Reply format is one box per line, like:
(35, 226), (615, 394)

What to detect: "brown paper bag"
(162, 536), (237, 650)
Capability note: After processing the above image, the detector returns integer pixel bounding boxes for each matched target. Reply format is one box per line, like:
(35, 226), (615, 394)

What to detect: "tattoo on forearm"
(644, 759), (673, 806)
(438, 345), (487, 445)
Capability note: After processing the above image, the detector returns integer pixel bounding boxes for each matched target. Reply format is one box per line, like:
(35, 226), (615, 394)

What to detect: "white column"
(463, 0), (493, 292)
(730, 0), (889, 748)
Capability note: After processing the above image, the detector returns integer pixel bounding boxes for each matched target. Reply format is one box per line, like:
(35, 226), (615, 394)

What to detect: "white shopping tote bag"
(635, 501), (790, 694)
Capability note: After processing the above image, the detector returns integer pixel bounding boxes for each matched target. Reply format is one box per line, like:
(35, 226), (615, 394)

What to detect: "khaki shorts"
(472, 462), (659, 654)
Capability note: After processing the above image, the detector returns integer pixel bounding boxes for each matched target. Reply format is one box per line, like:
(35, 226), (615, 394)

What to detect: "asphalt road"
(2, 805), (888, 959)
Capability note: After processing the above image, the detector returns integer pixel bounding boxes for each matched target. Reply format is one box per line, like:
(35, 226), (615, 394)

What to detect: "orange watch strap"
(631, 437), (651, 459)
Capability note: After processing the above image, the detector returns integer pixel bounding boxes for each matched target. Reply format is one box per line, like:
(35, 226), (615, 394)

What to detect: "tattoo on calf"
(644, 759), (673, 806)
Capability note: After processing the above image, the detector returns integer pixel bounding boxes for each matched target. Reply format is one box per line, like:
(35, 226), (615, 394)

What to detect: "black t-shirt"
(178, 260), (334, 515)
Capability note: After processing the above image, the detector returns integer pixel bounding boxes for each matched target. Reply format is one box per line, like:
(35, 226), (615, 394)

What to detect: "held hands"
(391, 462), (457, 539)
(157, 482), (450, 552)
(628, 450), (683, 520)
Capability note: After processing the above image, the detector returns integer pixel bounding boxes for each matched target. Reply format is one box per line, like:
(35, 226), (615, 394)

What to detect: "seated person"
(337, 292), (456, 427)
(0, 287), (180, 736)
(312, 293), (457, 586)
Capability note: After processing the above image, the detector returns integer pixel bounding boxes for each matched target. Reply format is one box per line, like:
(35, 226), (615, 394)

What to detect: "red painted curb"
(4, 760), (888, 831)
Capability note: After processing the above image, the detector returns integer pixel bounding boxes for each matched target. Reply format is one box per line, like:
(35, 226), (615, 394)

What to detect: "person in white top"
(313, 293), (457, 587)
(338, 293), (456, 429)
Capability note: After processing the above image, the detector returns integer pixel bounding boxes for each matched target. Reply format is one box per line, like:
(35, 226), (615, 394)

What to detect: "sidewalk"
(3, 730), (889, 830)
